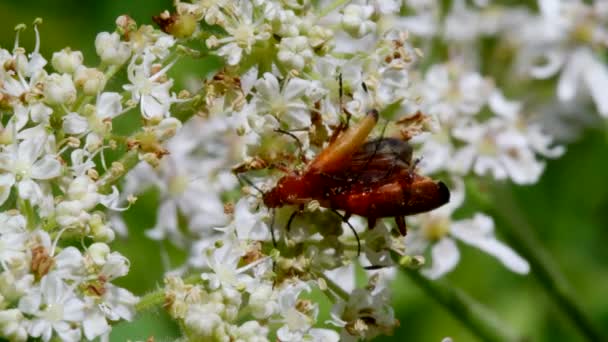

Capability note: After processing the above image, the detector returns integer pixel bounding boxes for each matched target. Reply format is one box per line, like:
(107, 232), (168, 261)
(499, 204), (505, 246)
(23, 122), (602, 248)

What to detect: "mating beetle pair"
(261, 109), (450, 252)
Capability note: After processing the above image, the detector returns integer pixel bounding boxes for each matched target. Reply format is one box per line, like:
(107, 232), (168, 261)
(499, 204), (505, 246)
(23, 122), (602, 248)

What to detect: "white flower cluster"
(0, 15), (183, 341)
(111, 0), (604, 340)
(2, 0), (602, 340)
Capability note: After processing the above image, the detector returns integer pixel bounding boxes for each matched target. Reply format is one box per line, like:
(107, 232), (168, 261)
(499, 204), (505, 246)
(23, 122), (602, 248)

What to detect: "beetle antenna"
(338, 73), (352, 129)
(331, 209), (361, 256)
(363, 264), (389, 270)
(270, 208), (277, 246)
(274, 128), (306, 163)
(235, 173), (265, 196)
(285, 210), (298, 232)
(361, 81), (368, 93)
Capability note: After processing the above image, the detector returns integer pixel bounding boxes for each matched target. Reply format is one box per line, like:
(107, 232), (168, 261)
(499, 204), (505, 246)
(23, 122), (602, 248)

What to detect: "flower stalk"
(403, 268), (522, 342)
(486, 184), (606, 342)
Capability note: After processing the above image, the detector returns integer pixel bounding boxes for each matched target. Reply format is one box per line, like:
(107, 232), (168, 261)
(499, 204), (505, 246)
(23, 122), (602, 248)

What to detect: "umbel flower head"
(2, 0), (603, 340)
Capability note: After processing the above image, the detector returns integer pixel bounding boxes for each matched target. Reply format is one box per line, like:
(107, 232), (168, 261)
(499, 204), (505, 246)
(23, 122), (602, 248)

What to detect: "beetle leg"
(343, 211), (351, 221)
(286, 204), (305, 232)
(367, 216), (377, 230)
(395, 216), (407, 236)
(274, 128), (307, 163)
(331, 209), (361, 256)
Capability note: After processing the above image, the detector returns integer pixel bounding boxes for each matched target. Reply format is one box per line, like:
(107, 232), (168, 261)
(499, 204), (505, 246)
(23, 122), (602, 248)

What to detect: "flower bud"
(74, 66), (106, 95)
(341, 4), (376, 38)
(155, 117), (182, 140)
(51, 48), (83, 74)
(0, 309), (27, 342)
(67, 175), (99, 210)
(43, 73), (77, 105)
(92, 222), (116, 242)
(277, 36), (313, 71)
(95, 32), (131, 65)
(308, 25), (334, 54)
(87, 242), (110, 265)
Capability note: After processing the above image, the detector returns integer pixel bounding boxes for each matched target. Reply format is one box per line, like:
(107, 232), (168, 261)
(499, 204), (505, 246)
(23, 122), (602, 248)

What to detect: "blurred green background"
(2, 1), (606, 341)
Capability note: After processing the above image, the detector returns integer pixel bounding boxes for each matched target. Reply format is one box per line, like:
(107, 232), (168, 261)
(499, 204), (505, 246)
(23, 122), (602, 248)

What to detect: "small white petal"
(62, 113), (88, 134)
(283, 78), (309, 101)
(97, 92), (123, 119)
(451, 214), (529, 274)
(31, 156), (62, 180)
(0, 173), (16, 205)
(583, 57), (608, 117)
(83, 311), (110, 340)
(529, 50), (564, 79)
(557, 51), (586, 102)
(422, 238), (460, 279)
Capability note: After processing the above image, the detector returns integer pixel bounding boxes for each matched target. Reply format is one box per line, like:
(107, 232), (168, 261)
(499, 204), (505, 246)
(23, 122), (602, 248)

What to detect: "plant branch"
(403, 269), (522, 342)
(486, 183), (606, 342)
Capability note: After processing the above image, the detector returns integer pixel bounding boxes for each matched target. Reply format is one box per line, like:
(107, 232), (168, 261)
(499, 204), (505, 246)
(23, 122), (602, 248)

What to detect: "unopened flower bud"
(88, 242), (110, 265)
(308, 25), (333, 51)
(0, 309), (27, 342)
(95, 32), (131, 65)
(110, 161), (125, 176)
(154, 11), (198, 38)
(44, 73), (77, 105)
(142, 152), (160, 168)
(51, 48), (83, 74)
(155, 117), (182, 140)
(74, 66), (106, 95)
(399, 255), (425, 269)
(116, 15), (137, 36)
(277, 36), (313, 71)
(341, 4), (376, 38)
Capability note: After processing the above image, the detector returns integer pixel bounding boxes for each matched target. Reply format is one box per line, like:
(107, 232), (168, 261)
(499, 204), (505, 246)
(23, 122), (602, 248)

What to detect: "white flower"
(95, 32), (131, 65)
(184, 302), (227, 339)
(233, 197), (271, 241)
(248, 283), (277, 319)
(19, 273), (85, 342)
(43, 73), (77, 105)
(206, 1), (271, 65)
(51, 48), (83, 74)
(62, 112), (88, 134)
(99, 283), (138, 322)
(515, 0), (608, 117)
(0, 309), (28, 342)
(422, 63), (493, 122)
(406, 180), (529, 279)
(275, 281), (316, 342)
(200, 237), (253, 291)
(328, 276), (396, 341)
(74, 66), (106, 95)
(253, 73), (311, 127)
(0, 136), (61, 206)
(341, 4), (376, 38)
(555, 48), (608, 117)
(123, 53), (176, 120)
(231, 321), (269, 342)
(0, 212), (28, 267)
(78, 92), (124, 151)
(277, 36), (314, 71)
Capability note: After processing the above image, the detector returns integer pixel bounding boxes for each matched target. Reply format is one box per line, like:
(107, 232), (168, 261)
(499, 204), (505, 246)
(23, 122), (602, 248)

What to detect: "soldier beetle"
(251, 108), (450, 254)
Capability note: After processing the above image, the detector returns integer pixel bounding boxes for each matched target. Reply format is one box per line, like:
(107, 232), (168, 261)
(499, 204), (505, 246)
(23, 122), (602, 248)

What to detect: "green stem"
(403, 269), (522, 342)
(135, 288), (165, 313)
(487, 184), (606, 342)
(315, 270), (350, 301)
(97, 150), (139, 194)
(135, 274), (201, 314)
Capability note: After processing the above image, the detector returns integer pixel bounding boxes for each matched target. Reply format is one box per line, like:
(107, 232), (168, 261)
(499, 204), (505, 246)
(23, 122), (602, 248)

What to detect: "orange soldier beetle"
(260, 109), (450, 253)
